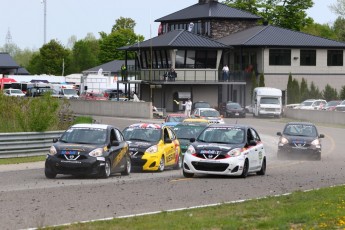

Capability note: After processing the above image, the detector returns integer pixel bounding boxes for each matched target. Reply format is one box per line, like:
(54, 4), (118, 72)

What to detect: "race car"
(123, 123), (181, 171)
(183, 124), (266, 178)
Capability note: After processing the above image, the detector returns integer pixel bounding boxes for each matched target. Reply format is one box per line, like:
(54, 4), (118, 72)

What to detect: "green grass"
(45, 185), (345, 230)
(0, 155), (46, 165)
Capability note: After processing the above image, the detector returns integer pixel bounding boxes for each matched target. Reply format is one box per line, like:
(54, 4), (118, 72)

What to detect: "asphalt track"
(0, 115), (344, 230)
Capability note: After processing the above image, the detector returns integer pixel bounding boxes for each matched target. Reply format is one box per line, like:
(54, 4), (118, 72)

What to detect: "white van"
(252, 87), (282, 118)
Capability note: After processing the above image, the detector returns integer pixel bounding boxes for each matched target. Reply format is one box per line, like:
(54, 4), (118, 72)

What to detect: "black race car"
(45, 123), (131, 179)
(277, 122), (324, 160)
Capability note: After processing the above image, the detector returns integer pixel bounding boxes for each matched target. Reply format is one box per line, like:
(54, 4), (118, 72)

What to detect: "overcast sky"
(0, 0), (338, 50)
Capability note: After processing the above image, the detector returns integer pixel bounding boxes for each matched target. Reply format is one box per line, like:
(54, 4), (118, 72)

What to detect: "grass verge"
(46, 185), (345, 230)
(0, 155), (45, 165)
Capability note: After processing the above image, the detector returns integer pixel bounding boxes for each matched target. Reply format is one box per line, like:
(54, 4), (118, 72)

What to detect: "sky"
(0, 0), (338, 50)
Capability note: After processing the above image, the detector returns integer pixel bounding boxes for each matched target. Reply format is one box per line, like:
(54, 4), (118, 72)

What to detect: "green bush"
(73, 116), (94, 124)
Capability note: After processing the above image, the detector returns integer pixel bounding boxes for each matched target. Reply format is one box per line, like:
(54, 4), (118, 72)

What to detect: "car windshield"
(260, 97), (279, 104)
(283, 124), (317, 137)
(173, 125), (207, 139)
(340, 101), (345, 105)
(167, 116), (186, 122)
(64, 89), (78, 95)
(11, 89), (23, 94)
(226, 103), (241, 109)
(326, 101), (340, 106)
(123, 128), (161, 142)
(195, 102), (211, 109)
(60, 128), (107, 144)
(301, 101), (313, 106)
(200, 110), (220, 117)
(197, 127), (245, 144)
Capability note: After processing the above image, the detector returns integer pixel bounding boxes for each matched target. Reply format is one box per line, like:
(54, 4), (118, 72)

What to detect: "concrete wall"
(284, 108), (345, 125)
(68, 100), (152, 119)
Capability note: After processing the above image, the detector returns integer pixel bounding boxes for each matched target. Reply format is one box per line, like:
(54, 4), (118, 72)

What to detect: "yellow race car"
(123, 123), (181, 171)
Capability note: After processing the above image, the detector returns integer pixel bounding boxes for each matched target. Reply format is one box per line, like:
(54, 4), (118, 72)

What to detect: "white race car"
(183, 124), (266, 178)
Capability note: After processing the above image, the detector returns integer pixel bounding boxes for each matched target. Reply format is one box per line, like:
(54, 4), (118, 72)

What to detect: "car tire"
(121, 156), (131, 176)
(240, 159), (249, 178)
(158, 156), (165, 172)
(174, 154), (182, 170)
(183, 170), (194, 178)
(100, 159), (111, 178)
(256, 157), (266, 175)
(45, 169), (57, 179)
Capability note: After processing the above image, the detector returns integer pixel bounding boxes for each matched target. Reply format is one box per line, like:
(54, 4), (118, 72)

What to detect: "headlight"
(227, 148), (241, 157)
(146, 145), (158, 153)
(185, 145), (196, 155)
(49, 146), (57, 155)
(279, 137), (289, 146)
(311, 139), (321, 148)
(89, 148), (104, 157)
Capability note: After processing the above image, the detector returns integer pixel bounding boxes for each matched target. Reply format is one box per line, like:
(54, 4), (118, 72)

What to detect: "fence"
(0, 131), (64, 158)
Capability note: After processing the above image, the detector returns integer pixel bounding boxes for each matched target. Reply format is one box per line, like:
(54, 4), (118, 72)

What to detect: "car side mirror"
(53, 138), (58, 143)
(248, 140), (257, 146)
(111, 140), (120, 146)
(277, 132), (282, 136)
(190, 138), (196, 143)
(319, 134), (325, 138)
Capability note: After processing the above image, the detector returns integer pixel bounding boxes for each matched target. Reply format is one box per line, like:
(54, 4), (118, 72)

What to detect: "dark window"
(327, 50), (343, 66)
(269, 49), (291, 66)
(300, 50), (316, 66)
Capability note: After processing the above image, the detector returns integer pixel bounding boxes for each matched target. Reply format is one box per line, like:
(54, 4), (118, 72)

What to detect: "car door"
(250, 128), (265, 170)
(246, 128), (260, 171)
(163, 127), (176, 166)
(109, 128), (127, 172)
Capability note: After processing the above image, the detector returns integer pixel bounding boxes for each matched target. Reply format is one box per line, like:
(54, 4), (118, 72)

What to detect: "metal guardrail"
(0, 131), (64, 158)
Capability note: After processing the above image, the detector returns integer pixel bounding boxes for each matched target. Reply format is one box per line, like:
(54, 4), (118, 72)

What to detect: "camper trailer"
(252, 87), (282, 118)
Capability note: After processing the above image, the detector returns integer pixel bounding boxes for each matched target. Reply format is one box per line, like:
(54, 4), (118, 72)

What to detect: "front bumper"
(45, 155), (105, 176)
(183, 153), (245, 176)
(278, 146), (321, 157)
(131, 152), (161, 171)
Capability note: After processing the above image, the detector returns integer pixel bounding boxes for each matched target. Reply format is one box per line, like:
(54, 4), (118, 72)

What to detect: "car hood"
(54, 142), (103, 154)
(283, 135), (317, 144)
(192, 142), (244, 154)
(126, 140), (156, 151)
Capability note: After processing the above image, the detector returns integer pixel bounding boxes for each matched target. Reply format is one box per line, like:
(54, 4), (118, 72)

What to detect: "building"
(119, 0), (345, 111)
(0, 53), (30, 75)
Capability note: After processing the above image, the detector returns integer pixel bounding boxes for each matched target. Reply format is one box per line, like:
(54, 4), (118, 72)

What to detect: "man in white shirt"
(175, 98), (192, 117)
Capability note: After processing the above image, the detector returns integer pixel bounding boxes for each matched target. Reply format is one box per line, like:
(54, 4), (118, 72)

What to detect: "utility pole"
(41, 0), (47, 44)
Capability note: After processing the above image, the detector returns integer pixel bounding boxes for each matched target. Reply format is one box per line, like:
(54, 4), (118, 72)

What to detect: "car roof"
(207, 124), (252, 129)
(174, 122), (208, 127)
(71, 123), (110, 130)
(285, 122), (316, 126)
(197, 108), (217, 111)
(128, 123), (162, 129)
(167, 113), (186, 117)
(183, 118), (209, 123)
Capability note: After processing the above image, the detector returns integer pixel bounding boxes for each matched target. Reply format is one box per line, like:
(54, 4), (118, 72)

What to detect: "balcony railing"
(127, 69), (250, 83)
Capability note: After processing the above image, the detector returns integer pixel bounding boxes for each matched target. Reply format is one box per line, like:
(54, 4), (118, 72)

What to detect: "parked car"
(45, 124), (131, 179)
(221, 102), (246, 118)
(323, 100), (342, 111)
(183, 118), (210, 123)
(277, 122), (324, 160)
(3, 88), (25, 97)
(122, 123), (181, 171)
(191, 101), (211, 113)
(173, 122), (209, 158)
(193, 108), (225, 124)
(334, 100), (345, 112)
(103, 89), (124, 99)
(25, 87), (55, 97)
(183, 124), (266, 178)
(298, 99), (327, 110)
(80, 92), (107, 100)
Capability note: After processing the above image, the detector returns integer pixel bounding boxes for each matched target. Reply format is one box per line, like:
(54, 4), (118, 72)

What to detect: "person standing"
(222, 65), (229, 81)
(175, 98), (193, 117)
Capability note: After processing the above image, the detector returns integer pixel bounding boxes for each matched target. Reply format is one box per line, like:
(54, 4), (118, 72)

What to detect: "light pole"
(41, 0), (47, 44)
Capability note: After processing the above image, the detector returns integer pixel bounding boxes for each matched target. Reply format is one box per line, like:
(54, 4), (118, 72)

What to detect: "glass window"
(195, 51), (207, 68)
(327, 50), (343, 66)
(186, 50), (196, 68)
(300, 50), (316, 66)
(269, 49), (291, 66)
(206, 51), (217, 68)
(176, 50), (185, 68)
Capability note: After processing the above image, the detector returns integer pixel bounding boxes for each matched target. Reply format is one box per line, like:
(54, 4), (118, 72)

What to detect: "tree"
(287, 73), (293, 104)
(0, 43), (21, 57)
(309, 81), (322, 99)
(322, 84), (338, 101)
(258, 72), (265, 87)
(250, 71), (258, 99)
(13, 48), (36, 69)
(224, 0), (314, 31)
(339, 85), (345, 100)
(299, 78), (309, 101)
(112, 17), (136, 32)
(329, 0), (345, 18)
(302, 22), (338, 41)
(333, 17), (345, 42)
(291, 78), (300, 103)
(26, 40), (71, 75)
